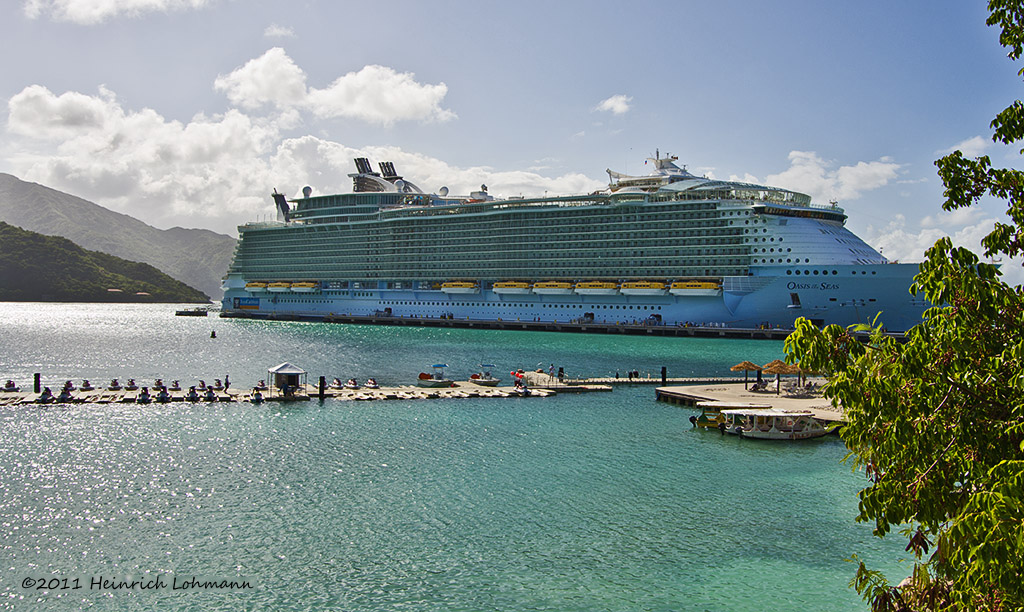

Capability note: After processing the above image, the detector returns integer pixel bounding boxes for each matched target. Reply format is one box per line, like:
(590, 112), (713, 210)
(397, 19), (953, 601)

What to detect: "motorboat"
(136, 387), (152, 404)
(169, 380), (182, 391)
(79, 380), (94, 391)
(3, 380), (20, 392)
(418, 364), (453, 388)
(344, 378), (360, 390)
(255, 379), (268, 390)
(155, 388), (171, 403)
(153, 378), (165, 390)
(203, 387), (217, 402)
(185, 387), (200, 402)
(329, 377), (345, 390)
(512, 381), (531, 396)
(689, 402), (773, 429)
(125, 379), (138, 391)
(250, 389), (264, 404)
(37, 387), (55, 404)
(213, 379), (224, 391)
(107, 379), (122, 391)
(469, 364), (502, 386)
(364, 378), (380, 389)
(718, 408), (830, 440)
(62, 380), (75, 391)
(197, 380), (207, 390)
(56, 387), (75, 403)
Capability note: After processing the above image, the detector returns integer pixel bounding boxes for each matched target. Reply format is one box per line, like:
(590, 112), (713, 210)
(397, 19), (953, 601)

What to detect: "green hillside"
(0, 222), (209, 303)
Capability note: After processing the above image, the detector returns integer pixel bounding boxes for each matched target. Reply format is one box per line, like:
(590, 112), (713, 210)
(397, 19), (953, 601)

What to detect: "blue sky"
(2, 0), (1021, 282)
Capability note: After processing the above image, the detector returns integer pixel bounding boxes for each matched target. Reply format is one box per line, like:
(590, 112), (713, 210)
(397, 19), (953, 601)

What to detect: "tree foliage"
(0, 222), (209, 303)
(785, 2), (1024, 610)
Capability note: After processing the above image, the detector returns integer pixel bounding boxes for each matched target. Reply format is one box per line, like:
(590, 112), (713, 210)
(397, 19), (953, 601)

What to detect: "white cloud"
(23, 0), (213, 24)
(3, 82), (595, 235)
(214, 47), (308, 110)
(214, 49), (456, 126)
(263, 23), (294, 38)
(765, 150), (900, 203)
(595, 94), (632, 115)
(306, 65), (456, 125)
(939, 135), (989, 157)
(865, 214), (1023, 286)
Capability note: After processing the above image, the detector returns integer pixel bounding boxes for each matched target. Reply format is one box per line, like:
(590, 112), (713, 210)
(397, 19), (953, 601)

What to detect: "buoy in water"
(210, 330), (217, 338)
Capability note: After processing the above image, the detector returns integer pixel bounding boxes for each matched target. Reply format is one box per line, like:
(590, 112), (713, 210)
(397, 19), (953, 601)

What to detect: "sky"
(2, 0), (1022, 284)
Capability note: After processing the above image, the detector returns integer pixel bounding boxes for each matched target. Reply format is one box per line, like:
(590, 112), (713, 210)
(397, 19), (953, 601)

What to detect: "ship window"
(787, 270), (792, 275)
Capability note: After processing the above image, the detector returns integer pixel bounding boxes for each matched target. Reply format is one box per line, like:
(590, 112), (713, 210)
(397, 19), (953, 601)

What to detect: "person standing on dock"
(224, 374), (230, 391)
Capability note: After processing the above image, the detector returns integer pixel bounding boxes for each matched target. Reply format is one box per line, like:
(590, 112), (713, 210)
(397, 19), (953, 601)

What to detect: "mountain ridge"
(0, 173), (235, 299)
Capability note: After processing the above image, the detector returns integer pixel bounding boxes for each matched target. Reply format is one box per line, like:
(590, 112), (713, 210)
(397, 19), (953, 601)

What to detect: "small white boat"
(719, 408), (830, 440)
(250, 389), (264, 404)
(2, 380), (19, 393)
(418, 364), (453, 387)
(329, 377), (346, 390)
(364, 378), (380, 389)
(469, 364), (502, 386)
(107, 379), (122, 391)
(136, 387), (152, 404)
(344, 378), (360, 390)
(79, 380), (94, 391)
(155, 388), (171, 403)
(124, 379), (138, 391)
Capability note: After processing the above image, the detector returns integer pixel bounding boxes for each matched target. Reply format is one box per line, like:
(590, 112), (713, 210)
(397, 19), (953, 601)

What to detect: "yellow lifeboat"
(441, 281), (479, 294)
(532, 281), (574, 295)
(492, 281), (532, 295)
(669, 280), (722, 296)
(267, 281), (292, 292)
(245, 281), (268, 292)
(574, 281), (619, 295)
(619, 281), (667, 295)
(290, 281), (319, 293)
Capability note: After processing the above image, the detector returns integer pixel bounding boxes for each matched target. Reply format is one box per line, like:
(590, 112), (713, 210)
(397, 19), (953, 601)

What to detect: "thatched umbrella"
(762, 360), (797, 394)
(729, 361), (763, 389)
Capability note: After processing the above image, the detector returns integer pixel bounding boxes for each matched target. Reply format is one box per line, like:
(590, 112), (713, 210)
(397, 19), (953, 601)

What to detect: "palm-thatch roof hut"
(729, 361), (763, 389)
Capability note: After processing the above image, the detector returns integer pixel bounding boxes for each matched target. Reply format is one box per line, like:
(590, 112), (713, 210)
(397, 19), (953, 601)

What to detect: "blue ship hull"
(223, 263), (927, 333)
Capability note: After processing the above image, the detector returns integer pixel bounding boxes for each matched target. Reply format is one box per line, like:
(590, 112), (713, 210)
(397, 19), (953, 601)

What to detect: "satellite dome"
(302, 186), (312, 198)
(395, 179), (406, 192)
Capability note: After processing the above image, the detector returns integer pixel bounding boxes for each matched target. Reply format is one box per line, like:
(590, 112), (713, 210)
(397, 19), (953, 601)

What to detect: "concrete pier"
(655, 381), (845, 423)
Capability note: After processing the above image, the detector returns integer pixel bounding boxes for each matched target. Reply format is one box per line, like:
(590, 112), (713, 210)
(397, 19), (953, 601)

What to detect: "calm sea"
(0, 303), (903, 611)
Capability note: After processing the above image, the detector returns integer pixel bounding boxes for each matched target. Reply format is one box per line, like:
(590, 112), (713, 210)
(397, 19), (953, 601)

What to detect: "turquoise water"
(0, 304), (903, 610)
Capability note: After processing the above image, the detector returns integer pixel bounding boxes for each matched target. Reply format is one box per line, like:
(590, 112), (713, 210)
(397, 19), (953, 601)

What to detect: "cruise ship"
(220, 153), (929, 331)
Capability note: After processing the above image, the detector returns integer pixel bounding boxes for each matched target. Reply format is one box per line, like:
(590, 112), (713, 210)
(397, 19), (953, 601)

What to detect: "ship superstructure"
(222, 154), (928, 331)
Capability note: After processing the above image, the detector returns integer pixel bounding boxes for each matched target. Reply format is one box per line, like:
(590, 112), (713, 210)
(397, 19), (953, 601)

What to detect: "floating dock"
(0, 381), (560, 406)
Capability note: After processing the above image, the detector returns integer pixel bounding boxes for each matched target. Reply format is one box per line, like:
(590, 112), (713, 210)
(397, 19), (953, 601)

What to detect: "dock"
(655, 381), (845, 423)
(0, 380), (561, 406)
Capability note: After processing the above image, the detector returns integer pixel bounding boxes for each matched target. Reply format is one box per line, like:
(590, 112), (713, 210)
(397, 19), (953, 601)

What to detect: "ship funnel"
(272, 189), (291, 222)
